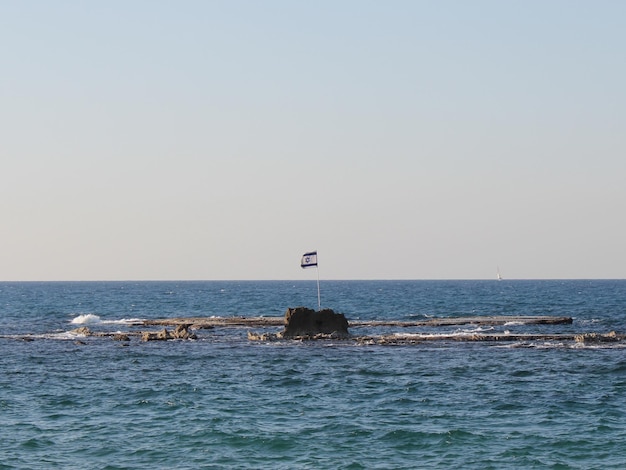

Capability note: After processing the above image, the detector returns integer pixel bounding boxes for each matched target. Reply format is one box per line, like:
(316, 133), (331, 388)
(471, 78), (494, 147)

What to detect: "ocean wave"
(70, 314), (144, 326)
(70, 314), (102, 325)
(457, 326), (495, 334)
(5, 330), (91, 341)
(497, 341), (626, 350)
(390, 332), (479, 339)
(103, 318), (145, 326)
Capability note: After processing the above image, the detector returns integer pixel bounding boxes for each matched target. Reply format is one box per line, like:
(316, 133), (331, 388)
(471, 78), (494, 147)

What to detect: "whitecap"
(23, 331), (88, 340)
(456, 326), (494, 334)
(392, 332), (422, 338)
(70, 314), (102, 325)
(101, 318), (145, 326)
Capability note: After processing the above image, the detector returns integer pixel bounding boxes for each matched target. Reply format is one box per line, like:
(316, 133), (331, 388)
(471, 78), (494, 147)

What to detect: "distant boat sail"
(497, 267), (503, 281)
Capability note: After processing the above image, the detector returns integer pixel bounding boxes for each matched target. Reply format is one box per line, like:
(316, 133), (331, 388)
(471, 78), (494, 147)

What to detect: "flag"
(301, 251), (318, 269)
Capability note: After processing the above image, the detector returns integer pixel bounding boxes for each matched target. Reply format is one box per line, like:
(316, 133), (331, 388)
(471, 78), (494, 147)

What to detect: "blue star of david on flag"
(301, 251), (318, 269)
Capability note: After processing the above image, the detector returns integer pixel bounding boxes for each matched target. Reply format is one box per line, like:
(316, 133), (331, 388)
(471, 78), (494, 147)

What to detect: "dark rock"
(141, 325), (197, 341)
(247, 331), (278, 341)
(575, 331), (621, 344)
(282, 307), (350, 339)
(173, 324), (197, 340)
(70, 326), (91, 336)
(113, 333), (131, 342)
(142, 329), (169, 341)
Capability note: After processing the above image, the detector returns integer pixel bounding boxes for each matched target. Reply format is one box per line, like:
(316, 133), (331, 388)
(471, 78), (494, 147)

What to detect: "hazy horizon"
(1, 276), (624, 283)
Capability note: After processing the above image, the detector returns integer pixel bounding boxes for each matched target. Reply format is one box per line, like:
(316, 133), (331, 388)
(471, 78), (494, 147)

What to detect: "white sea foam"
(102, 318), (144, 326)
(70, 315), (144, 326)
(457, 326), (494, 334)
(70, 314), (102, 325)
(391, 332), (476, 339)
(392, 332), (422, 338)
(24, 331), (89, 341)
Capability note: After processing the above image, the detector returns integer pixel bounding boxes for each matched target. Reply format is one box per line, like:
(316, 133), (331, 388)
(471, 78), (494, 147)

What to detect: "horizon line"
(1, 278), (625, 283)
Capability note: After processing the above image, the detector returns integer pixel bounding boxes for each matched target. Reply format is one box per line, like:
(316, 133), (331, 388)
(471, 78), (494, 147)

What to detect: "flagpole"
(300, 250), (321, 311)
(316, 265), (321, 311)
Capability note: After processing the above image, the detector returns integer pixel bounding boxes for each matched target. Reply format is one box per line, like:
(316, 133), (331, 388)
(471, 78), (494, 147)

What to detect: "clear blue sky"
(2, 1), (625, 280)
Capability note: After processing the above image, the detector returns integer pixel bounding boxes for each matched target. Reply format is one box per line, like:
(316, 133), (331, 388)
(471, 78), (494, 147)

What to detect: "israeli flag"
(301, 251), (318, 268)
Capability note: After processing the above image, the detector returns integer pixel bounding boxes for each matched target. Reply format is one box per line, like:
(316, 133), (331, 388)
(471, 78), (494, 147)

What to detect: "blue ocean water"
(1, 280), (625, 469)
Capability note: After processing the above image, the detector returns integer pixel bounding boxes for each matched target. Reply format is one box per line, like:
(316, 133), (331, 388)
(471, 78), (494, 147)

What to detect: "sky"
(1, 0), (625, 281)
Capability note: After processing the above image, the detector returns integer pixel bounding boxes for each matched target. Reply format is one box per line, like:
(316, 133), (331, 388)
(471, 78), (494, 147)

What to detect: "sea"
(1, 280), (625, 469)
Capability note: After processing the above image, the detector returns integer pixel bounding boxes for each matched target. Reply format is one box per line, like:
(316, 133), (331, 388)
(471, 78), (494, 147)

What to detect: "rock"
(172, 324), (197, 340)
(70, 326), (91, 336)
(142, 329), (169, 341)
(156, 328), (170, 340)
(575, 331), (621, 344)
(141, 325), (197, 341)
(247, 331), (279, 341)
(282, 307), (350, 339)
(113, 333), (131, 341)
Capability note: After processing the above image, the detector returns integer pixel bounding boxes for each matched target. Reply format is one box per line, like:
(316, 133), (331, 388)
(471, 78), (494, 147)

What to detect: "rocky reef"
(574, 331), (622, 344)
(141, 324), (197, 341)
(11, 311), (624, 347)
(67, 324), (197, 342)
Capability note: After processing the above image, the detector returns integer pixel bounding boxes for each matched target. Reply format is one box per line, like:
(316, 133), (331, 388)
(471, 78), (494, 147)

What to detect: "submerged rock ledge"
(144, 310), (609, 344)
(67, 324), (198, 342)
(144, 314), (573, 330)
(8, 311), (622, 346)
(246, 331), (626, 344)
(355, 331), (626, 345)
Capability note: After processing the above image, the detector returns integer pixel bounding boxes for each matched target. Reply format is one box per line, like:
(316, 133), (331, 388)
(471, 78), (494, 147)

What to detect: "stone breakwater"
(66, 324), (197, 342)
(145, 308), (620, 346)
(7, 309), (625, 346)
(353, 331), (626, 346)
(142, 314), (573, 330)
(143, 309), (588, 343)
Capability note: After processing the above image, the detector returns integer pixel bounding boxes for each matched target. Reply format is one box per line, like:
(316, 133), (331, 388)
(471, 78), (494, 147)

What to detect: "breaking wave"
(70, 314), (143, 326)
(71, 314), (102, 325)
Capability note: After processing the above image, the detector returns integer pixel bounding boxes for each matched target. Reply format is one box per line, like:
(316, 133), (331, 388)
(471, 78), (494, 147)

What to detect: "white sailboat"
(497, 267), (503, 281)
